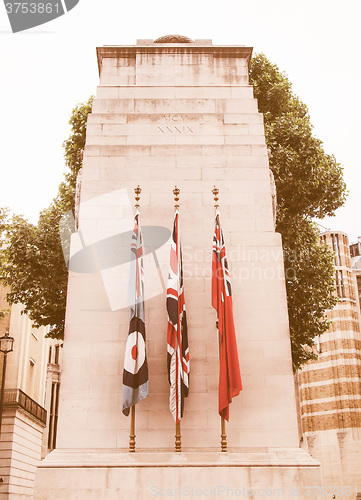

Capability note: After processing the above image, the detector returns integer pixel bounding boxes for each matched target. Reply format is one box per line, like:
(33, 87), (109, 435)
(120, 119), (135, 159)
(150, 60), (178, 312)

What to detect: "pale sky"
(1, 0), (360, 241)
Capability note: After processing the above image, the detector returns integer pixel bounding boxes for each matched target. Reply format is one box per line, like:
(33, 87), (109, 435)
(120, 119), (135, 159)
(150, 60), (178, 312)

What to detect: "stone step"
(95, 85), (254, 100)
(85, 123), (265, 137)
(85, 134), (266, 146)
(83, 144), (268, 157)
(87, 112), (264, 125)
(91, 98), (259, 114)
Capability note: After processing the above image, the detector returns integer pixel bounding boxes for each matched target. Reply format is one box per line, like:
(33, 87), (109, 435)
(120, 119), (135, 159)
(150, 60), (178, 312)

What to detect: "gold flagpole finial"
(212, 186), (219, 210)
(134, 185), (142, 209)
(173, 185), (180, 210)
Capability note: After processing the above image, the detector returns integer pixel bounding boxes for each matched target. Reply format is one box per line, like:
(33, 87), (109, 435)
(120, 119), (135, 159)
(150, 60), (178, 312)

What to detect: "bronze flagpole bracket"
(212, 186), (219, 210)
(173, 186), (180, 210)
(134, 185), (142, 210)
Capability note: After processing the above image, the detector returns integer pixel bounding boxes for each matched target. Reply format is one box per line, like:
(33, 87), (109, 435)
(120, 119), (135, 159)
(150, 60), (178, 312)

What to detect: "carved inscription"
(157, 115), (193, 134)
(163, 114), (188, 122)
(158, 126), (194, 134)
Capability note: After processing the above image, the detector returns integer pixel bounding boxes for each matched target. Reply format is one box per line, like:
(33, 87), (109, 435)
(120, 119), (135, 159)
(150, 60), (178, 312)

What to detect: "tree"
(249, 54), (347, 370)
(0, 97), (93, 339)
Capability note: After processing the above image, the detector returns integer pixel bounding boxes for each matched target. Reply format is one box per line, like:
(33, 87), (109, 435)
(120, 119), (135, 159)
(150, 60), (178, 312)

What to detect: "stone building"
(350, 236), (361, 310)
(298, 231), (361, 494)
(0, 285), (62, 498)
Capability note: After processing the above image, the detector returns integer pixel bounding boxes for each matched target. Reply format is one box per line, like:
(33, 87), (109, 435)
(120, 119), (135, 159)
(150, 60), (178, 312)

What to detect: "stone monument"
(35, 36), (322, 499)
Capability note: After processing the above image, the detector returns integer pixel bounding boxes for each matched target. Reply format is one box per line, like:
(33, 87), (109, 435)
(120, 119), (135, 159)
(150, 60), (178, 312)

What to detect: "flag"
(122, 211), (149, 416)
(167, 211), (190, 423)
(212, 211), (242, 421)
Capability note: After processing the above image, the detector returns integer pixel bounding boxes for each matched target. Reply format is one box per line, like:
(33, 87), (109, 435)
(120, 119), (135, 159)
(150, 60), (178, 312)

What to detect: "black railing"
(3, 388), (47, 425)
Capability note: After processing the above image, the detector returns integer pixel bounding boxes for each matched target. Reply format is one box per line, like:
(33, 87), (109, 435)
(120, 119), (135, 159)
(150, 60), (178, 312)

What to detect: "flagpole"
(173, 185), (183, 452)
(218, 322), (227, 453)
(217, 321), (227, 453)
(175, 421), (181, 452)
(129, 405), (136, 452)
(213, 186), (228, 453)
(127, 185), (142, 453)
(221, 417), (227, 452)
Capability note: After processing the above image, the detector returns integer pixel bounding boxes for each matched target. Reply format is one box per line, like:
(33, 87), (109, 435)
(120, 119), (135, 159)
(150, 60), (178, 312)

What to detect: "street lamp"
(0, 331), (15, 436)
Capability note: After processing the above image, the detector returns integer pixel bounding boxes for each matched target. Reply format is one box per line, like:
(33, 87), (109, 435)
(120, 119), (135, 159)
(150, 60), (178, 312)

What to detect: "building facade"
(0, 285), (62, 498)
(298, 231), (361, 495)
(350, 236), (361, 310)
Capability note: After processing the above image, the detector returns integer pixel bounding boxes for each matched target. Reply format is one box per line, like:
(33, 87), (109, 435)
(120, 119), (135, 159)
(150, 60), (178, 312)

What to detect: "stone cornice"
(96, 45), (253, 75)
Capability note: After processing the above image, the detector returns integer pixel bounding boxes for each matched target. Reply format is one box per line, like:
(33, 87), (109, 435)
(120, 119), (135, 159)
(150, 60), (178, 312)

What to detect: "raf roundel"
(123, 332), (145, 374)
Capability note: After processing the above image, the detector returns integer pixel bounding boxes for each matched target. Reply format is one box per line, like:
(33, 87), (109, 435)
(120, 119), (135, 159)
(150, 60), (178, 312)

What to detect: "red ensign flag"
(212, 211), (242, 421)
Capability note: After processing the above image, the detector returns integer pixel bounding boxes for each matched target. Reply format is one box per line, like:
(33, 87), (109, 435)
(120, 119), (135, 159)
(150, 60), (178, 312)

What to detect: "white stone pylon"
(35, 37), (322, 499)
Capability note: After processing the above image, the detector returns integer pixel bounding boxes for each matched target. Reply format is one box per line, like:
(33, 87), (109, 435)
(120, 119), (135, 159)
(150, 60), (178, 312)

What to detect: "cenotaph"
(35, 36), (322, 499)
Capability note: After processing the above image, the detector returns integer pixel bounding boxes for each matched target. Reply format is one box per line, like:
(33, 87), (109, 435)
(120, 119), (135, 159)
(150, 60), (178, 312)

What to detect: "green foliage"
(0, 211), (68, 338)
(250, 53), (347, 223)
(250, 54), (347, 370)
(0, 97), (93, 339)
(283, 220), (338, 369)
(63, 97), (94, 190)
(0, 309), (9, 320)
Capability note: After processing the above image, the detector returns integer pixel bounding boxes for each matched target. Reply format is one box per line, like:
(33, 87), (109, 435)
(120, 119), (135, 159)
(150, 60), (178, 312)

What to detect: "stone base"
(34, 448), (323, 499)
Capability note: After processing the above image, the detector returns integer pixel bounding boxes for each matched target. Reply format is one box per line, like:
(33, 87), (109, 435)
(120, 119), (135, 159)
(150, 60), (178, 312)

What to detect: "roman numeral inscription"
(156, 115), (193, 134)
(163, 114), (188, 122)
(158, 125), (194, 134)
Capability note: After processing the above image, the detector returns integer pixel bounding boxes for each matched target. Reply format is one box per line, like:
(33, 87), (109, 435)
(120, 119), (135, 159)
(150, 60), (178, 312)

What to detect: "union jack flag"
(167, 211), (189, 423)
(122, 211), (149, 416)
(212, 211), (242, 421)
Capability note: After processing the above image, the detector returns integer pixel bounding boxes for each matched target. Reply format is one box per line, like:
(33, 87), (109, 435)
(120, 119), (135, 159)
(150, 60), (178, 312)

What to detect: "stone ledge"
(97, 46), (253, 75)
(39, 447), (319, 468)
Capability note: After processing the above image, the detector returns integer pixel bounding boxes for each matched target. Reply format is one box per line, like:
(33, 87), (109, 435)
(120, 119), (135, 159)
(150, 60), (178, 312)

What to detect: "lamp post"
(0, 331), (15, 436)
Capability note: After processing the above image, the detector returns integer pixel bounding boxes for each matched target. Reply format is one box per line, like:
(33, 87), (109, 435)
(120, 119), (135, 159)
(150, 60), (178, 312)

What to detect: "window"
(48, 382), (60, 450)
(347, 271), (356, 301)
(54, 345), (60, 365)
(315, 335), (321, 353)
(27, 360), (35, 398)
(330, 234), (337, 266)
(335, 270), (345, 298)
(350, 243), (360, 258)
(335, 234), (341, 266)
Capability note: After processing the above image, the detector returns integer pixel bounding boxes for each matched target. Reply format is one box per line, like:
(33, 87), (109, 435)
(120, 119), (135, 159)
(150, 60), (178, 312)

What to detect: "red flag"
(212, 211), (242, 421)
(167, 211), (189, 423)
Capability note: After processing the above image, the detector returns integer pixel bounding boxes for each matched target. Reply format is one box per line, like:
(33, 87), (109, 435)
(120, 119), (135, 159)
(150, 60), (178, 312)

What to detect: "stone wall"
(0, 407), (44, 498)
